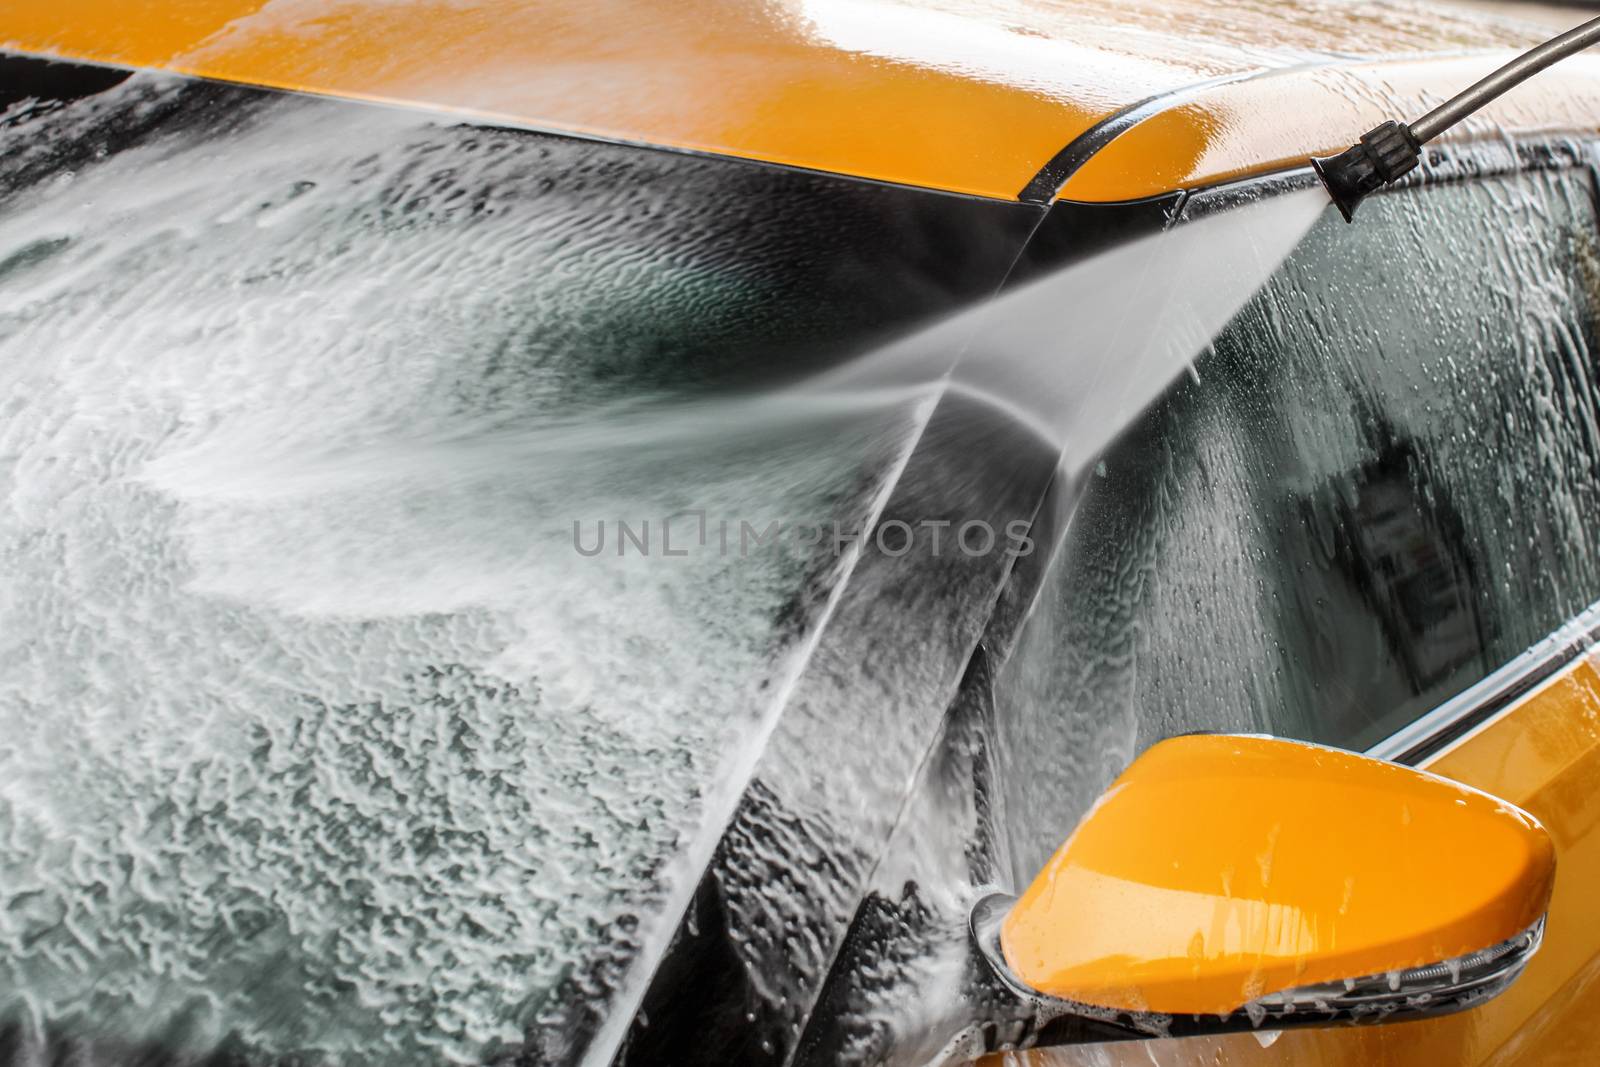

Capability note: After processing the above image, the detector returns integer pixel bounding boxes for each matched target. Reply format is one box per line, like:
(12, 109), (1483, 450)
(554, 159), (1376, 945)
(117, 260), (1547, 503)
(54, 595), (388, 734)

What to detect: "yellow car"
(1, 1), (1598, 1066)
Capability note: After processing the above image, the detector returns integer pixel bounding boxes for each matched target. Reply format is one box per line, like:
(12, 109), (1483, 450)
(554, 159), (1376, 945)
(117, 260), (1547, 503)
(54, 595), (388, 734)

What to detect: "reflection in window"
(1301, 421), (1487, 698)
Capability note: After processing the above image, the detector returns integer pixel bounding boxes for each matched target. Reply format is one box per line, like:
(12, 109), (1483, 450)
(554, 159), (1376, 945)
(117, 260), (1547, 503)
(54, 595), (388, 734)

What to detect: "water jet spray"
(1314, 15), (1600, 220)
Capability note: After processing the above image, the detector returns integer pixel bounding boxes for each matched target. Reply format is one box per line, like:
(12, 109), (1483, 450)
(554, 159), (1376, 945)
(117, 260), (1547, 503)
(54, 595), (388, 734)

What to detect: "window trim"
(1367, 597), (1600, 766)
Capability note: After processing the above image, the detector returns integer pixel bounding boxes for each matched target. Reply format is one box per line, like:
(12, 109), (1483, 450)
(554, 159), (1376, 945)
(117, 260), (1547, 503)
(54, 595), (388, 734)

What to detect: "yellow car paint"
(0, 0), (1554, 201)
(998, 734), (1555, 1016)
(994, 650), (1600, 1066)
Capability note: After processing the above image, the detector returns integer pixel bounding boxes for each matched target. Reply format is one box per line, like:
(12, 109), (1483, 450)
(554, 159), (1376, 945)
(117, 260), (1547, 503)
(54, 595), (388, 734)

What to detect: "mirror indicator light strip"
(966, 893), (1544, 1053)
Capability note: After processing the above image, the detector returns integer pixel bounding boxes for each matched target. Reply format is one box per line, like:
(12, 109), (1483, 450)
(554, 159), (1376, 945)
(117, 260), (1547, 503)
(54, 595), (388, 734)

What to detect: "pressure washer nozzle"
(1311, 121), (1421, 222)
(1312, 16), (1600, 222)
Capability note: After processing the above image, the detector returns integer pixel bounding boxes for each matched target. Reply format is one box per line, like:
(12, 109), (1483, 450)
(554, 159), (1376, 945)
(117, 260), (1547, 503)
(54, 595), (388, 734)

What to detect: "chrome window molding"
(1368, 598), (1600, 766)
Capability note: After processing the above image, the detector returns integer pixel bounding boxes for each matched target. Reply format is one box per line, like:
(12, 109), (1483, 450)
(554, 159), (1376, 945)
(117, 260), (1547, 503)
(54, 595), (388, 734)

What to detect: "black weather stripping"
(0, 52), (132, 111)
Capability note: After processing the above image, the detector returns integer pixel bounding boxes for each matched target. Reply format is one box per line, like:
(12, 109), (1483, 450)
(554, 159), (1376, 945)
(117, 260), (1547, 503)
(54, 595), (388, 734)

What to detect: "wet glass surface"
(0, 61), (1038, 1065)
(994, 165), (1600, 887)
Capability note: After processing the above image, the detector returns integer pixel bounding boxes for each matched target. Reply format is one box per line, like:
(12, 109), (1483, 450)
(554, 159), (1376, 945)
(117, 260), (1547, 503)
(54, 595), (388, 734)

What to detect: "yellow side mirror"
(980, 734), (1552, 1036)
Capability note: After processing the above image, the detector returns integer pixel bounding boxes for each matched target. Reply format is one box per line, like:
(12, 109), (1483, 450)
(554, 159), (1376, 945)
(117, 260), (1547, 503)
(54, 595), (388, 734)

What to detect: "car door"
(984, 149), (1600, 1064)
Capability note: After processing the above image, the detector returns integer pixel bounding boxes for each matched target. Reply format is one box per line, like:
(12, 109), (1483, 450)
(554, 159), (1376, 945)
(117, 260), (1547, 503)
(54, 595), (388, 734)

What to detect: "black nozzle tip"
(1311, 150), (1365, 223)
(1311, 120), (1421, 223)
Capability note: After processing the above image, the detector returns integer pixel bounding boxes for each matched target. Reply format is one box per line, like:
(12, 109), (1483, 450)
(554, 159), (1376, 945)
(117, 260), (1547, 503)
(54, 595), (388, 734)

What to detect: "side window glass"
(993, 166), (1600, 878)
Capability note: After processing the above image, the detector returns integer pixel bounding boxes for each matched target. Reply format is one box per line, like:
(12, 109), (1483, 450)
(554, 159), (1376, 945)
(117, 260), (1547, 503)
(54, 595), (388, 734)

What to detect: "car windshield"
(0, 64), (1037, 1063)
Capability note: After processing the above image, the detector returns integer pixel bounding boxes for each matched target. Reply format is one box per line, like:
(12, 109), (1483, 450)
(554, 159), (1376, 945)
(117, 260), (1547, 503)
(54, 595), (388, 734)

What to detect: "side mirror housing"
(980, 734), (1553, 1040)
